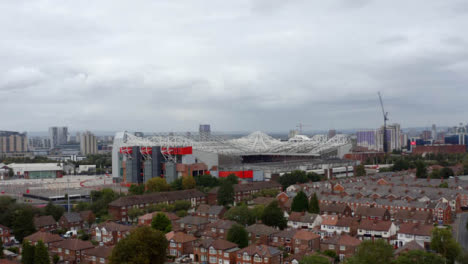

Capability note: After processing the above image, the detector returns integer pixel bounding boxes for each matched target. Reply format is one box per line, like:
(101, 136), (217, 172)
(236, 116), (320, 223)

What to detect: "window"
(224, 253), (229, 257)
(170, 242), (176, 248)
(209, 256), (217, 263)
(65, 249), (70, 254)
(264, 257), (268, 262)
(100, 258), (105, 263)
(58, 248), (62, 252)
(253, 255), (262, 262)
(340, 246), (346, 251)
(170, 249), (178, 256)
(220, 229), (224, 233)
(210, 247), (217, 254)
(329, 245), (335, 250)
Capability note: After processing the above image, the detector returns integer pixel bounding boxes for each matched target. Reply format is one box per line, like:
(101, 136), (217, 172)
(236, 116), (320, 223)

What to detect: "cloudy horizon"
(1, 0), (468, 133)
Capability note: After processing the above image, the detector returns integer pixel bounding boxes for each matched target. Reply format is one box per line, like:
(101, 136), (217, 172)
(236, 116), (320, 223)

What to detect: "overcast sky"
(1, 0), (467, 133)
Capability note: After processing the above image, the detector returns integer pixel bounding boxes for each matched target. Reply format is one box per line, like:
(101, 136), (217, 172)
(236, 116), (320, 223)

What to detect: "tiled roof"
(209, 181), (281, 194)
(246, 224), (279, 236)
(322, 234), (361, 247)
(321, 215), (338, 226)
(33, 216), (56, 228)
(252, 197), (275, 205)
(287, 212), (319, 223)
(51, 239), (94, 251)
(237, 244), (281, 257)
(398, 223), (433, 236)
(198, 238), (238, 250)
(62, 212), (82, 223)
(109, 189), (206, 207)
(393, 210), (432, 222)
(293, 229), (320, 240)
(355, 206), (388, 217)
(83, 246), (114, 258)
(205, 219), (236, 230)
(25, 231), (63, 244)
(335, 217), (357, 227)
(177, 216), (209, 225)
(79, 210), (94, 221)
(171, 232), (197, 243)
(272, 229), (297, 239)
(394, 240), (424, 255)
(139, 211), (180, 221)
(196, 205), (225, 215)
(358, 219), (392, 231)
(320, 203), (348, 213)
(97, 222), (134, 232)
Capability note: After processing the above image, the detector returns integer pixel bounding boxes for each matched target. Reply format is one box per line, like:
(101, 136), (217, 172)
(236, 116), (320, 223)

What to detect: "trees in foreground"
(227, 224), (248, 248)
(346, 240), (394, 264)
(431, 227), (461, 264)
(110, 226), (168, 264)
(291, 191), (308, 212)
(261, 201), (287, 230)
(151, 213), (172, 233)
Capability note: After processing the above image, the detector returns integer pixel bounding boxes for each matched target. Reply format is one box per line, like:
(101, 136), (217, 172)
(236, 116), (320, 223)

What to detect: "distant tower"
(49, 126), (68, 149)
(80, 131), (98, 155)
(431, 124), (437, 140)
(199, 124), (211, 141)
(328, 129), (336, 139)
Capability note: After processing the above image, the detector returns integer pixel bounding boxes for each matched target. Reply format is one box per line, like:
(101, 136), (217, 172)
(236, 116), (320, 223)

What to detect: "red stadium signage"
(219, 170), (253, 179)
(140, 147), (153, 155)
(161, 146), (193, 155)
(410, 141), (416, 146)
(119, 147), (133, 154)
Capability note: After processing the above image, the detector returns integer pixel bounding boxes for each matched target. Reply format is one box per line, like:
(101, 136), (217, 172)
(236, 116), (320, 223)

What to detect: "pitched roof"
(398, 223), (433, 236)
(196, 204), (225, 215)
(393, 210), (432, 221)
(97, 222), (134, 232)
(320, 203), (349, 213)
(246, 224), (279, 236)
(272, 229), (297, 239)
(321, 215), (339, 226)
(176, 216), (210, 225)
(83, 246), (114, 258)
(252, 197), (275, 206)
(394, 240), (424, 255)
(195, 238), (238, 250)
(205, 219), (236, 230)
(109, 189), (206, 207)
(34, 216), (56, 228)
(355, 206), (388, 217)
(51, 239), (94, 250)
(335, 217), (358, 227)
(293, 229), (320, 240)
(358, 219), (392, 231)
(237, 244), (281, 257)
(171, 232), (197, 243)
(62, 212), (82, 223)
(79, 210), (94, 221)
(139, 211), (179, 221)
(287, 212), (319, 223)
(25, 231), (63, 244)
(322, 234), (361, 247)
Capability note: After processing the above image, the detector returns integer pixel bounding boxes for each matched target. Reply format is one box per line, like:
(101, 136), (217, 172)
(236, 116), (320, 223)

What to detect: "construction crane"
(378, 92), (389, 153)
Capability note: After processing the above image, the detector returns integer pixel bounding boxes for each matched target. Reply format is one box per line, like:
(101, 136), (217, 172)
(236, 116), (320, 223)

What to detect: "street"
(456, 212), (468, 251)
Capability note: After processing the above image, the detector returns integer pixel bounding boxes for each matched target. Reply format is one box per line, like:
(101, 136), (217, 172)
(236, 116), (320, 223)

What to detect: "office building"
(0, 131), (28, 153)
(431, 124), (437, 140)
(49, 127), (68, 149)
(357, 123), (401, 152)
(356, 130), (377, 150)
(80, 131), (98, 155)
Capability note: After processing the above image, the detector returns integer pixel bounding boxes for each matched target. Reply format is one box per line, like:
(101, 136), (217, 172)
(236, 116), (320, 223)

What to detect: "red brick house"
(200, 220), (236, 240)
(24, 231), (63, 247)
(321, 234), (362, 261)
(167, 232), (197, 257)
(193, 238), (239, 264)
(320, 203), (352, 217)
(434, 202), (451, 224)
(79, 210), (96, 228)
(235, 244), (283, 264)
(393, 210), (433, 224)
(108, 189), (206, 222)
(176, 216), (210, 235)
(207, 181), (282, 205)
(58, 212), (84, 231)
(292, 229), (321, 254)
(194, 204), (226, 222)
(92, 222), (134, 245)
(33, 216), (57, 232)
(82, 245), (114, 264)
(277, 192), (290, 208)
(138, 211), (179, 227)
(246, 224), (279, 245)
(354, 206), (391, 221)
(271, 229), (297, 252)
(0, 224), (14, 245)
(49, 239), (95, 263)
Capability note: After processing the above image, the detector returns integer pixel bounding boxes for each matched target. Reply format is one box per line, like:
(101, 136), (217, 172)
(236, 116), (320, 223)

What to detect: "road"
(456, 212), (468, 251)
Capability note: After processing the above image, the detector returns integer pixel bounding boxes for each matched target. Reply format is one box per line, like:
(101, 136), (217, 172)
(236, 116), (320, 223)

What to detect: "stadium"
(112, 131), (355, 184)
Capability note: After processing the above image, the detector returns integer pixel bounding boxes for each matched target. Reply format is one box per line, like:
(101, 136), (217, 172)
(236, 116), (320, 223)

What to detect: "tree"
(8, 168), (14, 178)
(250, 205), (264, 223)
(0, 242), (4, 259)
(261, 201), (287, 230)
(151, 213), (172, 233)
(224, 204), (254, 226)
(393, 159), (410, 171)
(13, 206), (36, 242)
(440, 167), (455, 179)
(225, 174), (239, 185)
(44, 202), (65, 221)
(227, 224), (248, 248)
(217, 181), (234, 206)
(430, 169), (440, 179)
(182, 176), (196, 190)
(110, 226), (168, 264)
(439, 182), (449, 188)
(355, 165), (366, 176)
(194, 174), (219, 188)
(291, 191), (309, 212)
(128, 184), (145, 195)
(299, 255), (330, 264)
(395, 250), (445, 264)
(146, 177), (170, 192)
(346, 240), (394, 264)
(170, 178), (183, 190)
(415, 161), (427, 178)
(52, 255), (60, 264)
(174, 200), (191, 211)
(308, 193), (320, 214)
(278, 170), (308, 189)
(34, 240), (50, 264)
(307, 172), (322, 182)
(127, 208), (144, 222)
(21, 241), (35, 264)
(431, 227), (461, 264)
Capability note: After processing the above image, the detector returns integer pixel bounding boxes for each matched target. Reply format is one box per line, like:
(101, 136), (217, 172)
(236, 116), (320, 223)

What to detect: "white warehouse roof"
(7, 163), (63, 173)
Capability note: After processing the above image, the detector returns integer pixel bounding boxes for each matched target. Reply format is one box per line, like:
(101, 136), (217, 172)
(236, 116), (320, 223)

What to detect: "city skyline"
(1, 1), (468, 131)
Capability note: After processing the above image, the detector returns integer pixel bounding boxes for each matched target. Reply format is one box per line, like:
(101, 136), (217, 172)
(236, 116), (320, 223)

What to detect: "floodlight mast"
(378, 92), (389, 153)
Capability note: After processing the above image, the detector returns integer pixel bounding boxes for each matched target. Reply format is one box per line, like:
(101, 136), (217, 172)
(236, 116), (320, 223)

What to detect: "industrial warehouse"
(112, 131), (355, 185)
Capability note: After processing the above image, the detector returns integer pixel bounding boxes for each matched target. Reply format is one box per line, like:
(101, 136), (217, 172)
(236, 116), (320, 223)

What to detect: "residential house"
(0, 224), (14, 245)
(193, 238), (239, 264)
(138, 211), (179, 227)
(49, 239), (94, 263)
(271, 229), (297, 252)
(176, 216), (210, 235)
(354, 206), (391, 221)
(207, 181), (282, 205)
(396, 223), (433, 248)
(246, 224), (279, 245)
(79, 210), (96, 228)
(108, 189), (206, 222)
(58, 212), (83, 231)
(24, 231), (63, 247)
(92, 222), (134, 246)
(434, 202), (451, 224)
(292, 229), (320, 254)
(394, 240), (425, 256)
(194, 204), (226, 222)
(200, 220), (236, 240)
(167, 232), (197, 257)
(33, 216), (57, 232)
(287, 212), (322, 230)
(82, 246), (113, 264)
(320, 215), (339, 238)
(320, 234), (362, 261)
(235, 244), (283, 264)
(357, 219), (397, 242)
(393, 210), (433, 225)
(320, 203), (352, 217)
